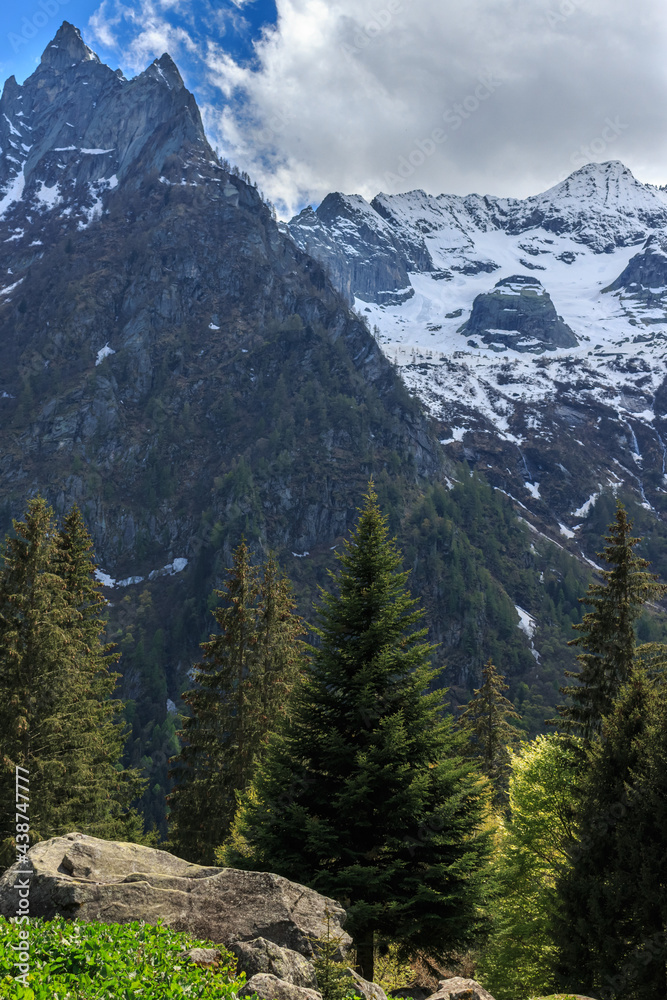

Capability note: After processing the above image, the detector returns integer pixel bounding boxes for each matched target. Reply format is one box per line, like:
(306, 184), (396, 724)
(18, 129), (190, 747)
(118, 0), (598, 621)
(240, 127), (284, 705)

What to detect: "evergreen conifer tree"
(53, 504), (146, 840)
(254, 553), (304, 742)
(221, 483), (492, 982)
(556, 501), (665, 738)
(458, 658), (522, 809)
(553, 671), (667, 999)
(168, 542), (303, 863)
(0, 498), (145, 866)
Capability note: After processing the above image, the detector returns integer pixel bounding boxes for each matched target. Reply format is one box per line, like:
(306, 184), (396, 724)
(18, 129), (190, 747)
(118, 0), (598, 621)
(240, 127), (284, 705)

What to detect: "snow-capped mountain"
(288, 163), (667, 533)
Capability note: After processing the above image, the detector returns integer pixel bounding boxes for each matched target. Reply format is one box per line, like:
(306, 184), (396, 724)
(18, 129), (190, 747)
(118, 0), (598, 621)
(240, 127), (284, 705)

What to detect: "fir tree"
(254, 553), (305, 744)
(52, 504), (146, 840)
(0, 498), (145, 866)
(553, 672), (667, 999)
(221, 483), (492, 982)
(457, 658), (522, 809)
(168, 542), (303, 863)
(555, 501), (666, 738)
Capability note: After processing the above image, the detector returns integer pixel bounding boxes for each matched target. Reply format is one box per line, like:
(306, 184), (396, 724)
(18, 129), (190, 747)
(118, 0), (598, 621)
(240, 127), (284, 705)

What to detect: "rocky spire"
(40, 22), (101, 72)
(144, 53), (185, 91)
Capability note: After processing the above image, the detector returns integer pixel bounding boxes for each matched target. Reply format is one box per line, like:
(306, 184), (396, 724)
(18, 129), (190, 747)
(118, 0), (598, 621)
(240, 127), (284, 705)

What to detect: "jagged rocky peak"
(0, 22), (213, 244)
(143, 53), (186, 91)
(288, 191), (435, 306)
(40, 21), (101, 71)
(289, 192), (418, 306)
(458, 275), (578, 353)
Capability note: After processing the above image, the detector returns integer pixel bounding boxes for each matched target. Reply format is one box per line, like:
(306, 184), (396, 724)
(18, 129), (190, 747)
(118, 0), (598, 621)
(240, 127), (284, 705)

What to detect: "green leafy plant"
(0, 916), (249, 999)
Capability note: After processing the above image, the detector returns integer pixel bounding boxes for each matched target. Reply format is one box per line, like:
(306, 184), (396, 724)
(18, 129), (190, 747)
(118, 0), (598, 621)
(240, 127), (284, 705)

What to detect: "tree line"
(1, 488), (666, 998)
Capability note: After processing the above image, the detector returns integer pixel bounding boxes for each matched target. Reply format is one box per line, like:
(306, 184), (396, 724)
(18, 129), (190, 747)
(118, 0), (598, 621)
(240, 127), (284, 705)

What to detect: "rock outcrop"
(288, 193), (428, 305)
(0, 833), (351, 974)
(458, 276), (578, 353)
(229, 937), (319, 989)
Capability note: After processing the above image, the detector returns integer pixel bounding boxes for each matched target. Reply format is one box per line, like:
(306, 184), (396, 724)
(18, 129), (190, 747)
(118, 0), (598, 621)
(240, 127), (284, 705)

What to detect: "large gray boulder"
(0, 833), (351, 968)
(229, 937), (319, 989)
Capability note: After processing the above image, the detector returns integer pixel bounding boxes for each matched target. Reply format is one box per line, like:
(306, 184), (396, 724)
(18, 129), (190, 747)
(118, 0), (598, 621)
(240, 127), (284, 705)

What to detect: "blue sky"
(1, 0), (666, 218)
(0, 1), (277, 82)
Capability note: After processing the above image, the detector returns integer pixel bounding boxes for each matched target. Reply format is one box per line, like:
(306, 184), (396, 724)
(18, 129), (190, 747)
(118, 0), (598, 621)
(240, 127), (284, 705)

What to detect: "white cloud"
(89, 0), (667, 218)
(89, 0), (199, 74)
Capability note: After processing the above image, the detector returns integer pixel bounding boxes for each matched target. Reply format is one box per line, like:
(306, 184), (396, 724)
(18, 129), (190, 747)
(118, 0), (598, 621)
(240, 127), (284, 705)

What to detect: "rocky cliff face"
(459, 276), (578, 353)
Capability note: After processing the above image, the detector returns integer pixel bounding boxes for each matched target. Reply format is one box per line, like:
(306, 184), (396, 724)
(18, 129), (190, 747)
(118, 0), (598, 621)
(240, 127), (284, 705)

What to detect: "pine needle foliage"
(0, 498), (145, 867)
(457, 658), (522, 809)
(221, 482), (492, 983)
(168, 542), (304, 863)
(312, 910), (360, 1000)
(555, 501), (666, 738)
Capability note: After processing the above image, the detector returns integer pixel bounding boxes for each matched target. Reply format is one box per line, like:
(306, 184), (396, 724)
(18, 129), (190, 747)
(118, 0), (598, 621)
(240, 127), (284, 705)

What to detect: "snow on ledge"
(440, 427), (467, 443)
(95, 558), (188, 589)
(515, 605), (537, 639)
(573, 488), (602, 518)
(95, 344), (115, 366)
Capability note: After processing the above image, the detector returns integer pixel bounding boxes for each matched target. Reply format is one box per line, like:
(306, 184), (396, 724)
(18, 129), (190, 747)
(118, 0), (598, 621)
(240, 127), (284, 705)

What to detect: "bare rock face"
(239, 973), (323, 1000)
(458, 275), (578, 353)
(0, 833), (351, 966)
(428, 979), (496, 1000)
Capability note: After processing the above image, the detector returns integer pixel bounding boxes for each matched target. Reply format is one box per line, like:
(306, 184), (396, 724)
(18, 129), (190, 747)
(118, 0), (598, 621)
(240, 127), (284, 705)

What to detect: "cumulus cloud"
(88, 0), (667, 218)
(89, 0), (199, 75)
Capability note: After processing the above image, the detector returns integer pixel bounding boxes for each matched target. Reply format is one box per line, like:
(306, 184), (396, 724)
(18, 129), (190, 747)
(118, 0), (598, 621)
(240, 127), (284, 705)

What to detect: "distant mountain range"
(288, 163), (667, 540)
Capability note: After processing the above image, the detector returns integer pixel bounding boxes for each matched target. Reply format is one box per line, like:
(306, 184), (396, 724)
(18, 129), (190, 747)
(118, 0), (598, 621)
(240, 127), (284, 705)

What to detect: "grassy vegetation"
(0, 917), (248, 999)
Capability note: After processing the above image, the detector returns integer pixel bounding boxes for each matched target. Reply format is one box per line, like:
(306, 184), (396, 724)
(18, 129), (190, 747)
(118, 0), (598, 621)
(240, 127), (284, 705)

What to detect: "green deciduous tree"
(0, 498), (145, 867)
(476, 734), (584, 1000)
(553, 672), (667, 1000)
(457, 658), (522, 809)
(220, 483), (492, 983)
(168, 542), (304, 863)
(556, 501), (666, 738)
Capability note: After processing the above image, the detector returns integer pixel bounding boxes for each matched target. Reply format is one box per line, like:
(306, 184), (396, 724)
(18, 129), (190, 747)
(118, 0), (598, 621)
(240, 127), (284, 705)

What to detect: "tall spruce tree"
(53, 504), (146, 840)
(168, 542), (303, 863)
(0, 498), (145, 867)
(556, 501), (666, 738)
(553, 671), (667, 999)
(254, 553), (305, 742)
(458, 658), (522, 810)
(221, 483), (492, 983)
